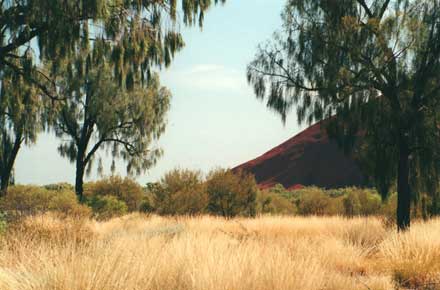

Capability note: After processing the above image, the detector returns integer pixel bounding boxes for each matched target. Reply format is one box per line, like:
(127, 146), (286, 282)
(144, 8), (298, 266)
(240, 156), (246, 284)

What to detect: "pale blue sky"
(15, 0), (304, 185)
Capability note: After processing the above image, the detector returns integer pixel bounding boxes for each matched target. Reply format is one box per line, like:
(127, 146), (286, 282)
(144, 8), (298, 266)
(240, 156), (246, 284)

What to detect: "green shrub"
(0, 185), (84, 218)
(295, 187), (332, 216)
(327, 189), (348, 198)
(327, 196), (345, 215)
(357, 189), (382, 215)
(293, 187), (383, 217)
(44, 182), (74, 192)
(0, 185), (51, 215)
(257, 190), (296, 215)
(170, 189), (209, 215)
(206, 169), (257, 218)
(343, 192), (362, 216)
(380, 192), (397, 224)
(151, 169), (208, 215)
(85, 176), (144, 211)
(87, 195), (128, 220)
(48, 189), (78, 211)
(269, 184), (293, 199)
(340, 187), (382, 216)
(139, 199), (155, 213)
(265, 184), (346, 216)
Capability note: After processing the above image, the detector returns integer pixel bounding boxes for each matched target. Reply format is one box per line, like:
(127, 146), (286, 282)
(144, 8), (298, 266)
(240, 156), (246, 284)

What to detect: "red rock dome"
(234, 121), (366, 189)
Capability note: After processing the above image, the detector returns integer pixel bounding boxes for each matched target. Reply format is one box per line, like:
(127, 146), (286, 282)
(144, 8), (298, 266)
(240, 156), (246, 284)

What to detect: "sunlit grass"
(0, 214), (439, 290)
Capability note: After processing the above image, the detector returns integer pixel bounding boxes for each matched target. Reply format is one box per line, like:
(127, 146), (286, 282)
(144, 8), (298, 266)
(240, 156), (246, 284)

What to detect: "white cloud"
(161, 64), (247, 93)
(188, 64), (225, 74)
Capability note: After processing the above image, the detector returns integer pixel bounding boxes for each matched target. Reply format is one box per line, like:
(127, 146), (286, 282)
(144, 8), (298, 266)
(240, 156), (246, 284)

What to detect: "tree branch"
(60, 109), (80, 144)
(0, 26), (44, 58)
(84, 139), (105, 166)
(1, 58), (62, 100)
(377, 0), (391, 19)
(357, 0), (373, 18)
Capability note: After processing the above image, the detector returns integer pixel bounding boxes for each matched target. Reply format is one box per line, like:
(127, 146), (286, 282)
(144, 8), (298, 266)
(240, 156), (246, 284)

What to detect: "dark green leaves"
(248, 0), (440, 199)
(1, 0), (226, 99)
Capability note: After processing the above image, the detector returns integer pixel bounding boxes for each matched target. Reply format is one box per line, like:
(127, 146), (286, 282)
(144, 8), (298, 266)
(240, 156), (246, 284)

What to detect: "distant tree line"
(0, 169), (258, 220)
(2, 170), (437, 224)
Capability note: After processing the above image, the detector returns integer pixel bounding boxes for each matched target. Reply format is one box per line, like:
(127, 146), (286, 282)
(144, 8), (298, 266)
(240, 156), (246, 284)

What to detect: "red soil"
(234, 121), (365, 189)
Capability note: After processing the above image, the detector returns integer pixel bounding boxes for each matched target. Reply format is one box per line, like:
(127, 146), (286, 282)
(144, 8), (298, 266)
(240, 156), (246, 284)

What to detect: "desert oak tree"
(0, 0), (225, 198)
(0, 0), (226, 98)
(248, 0), (440, 230)
(0, 58), (44, 193)
(51, 48), (170, 200)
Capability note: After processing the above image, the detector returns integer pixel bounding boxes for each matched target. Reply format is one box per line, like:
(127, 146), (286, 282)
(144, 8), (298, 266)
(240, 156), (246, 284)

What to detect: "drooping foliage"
(0, 58), (44, 192)
(0, 0), (226, 198)
(0, 0), (226, 98)
(50, 46), (171, 199)
(247, 0), (440, 230)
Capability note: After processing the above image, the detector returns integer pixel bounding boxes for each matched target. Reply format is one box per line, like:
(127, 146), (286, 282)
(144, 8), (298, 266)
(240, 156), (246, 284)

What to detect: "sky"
(15, 0), (305, 186)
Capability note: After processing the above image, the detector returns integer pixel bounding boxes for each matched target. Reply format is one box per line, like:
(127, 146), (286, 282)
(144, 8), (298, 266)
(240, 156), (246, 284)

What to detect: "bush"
(256, 190), (296, 215)
(295, 187), (333, 216)
(87, 195), (128, 220)
(0, 185), (51, 215)
(85, 176), (144, 211)
(340, 187), (382, 216)
(48, 191), (78, 212)
(291, 187), (383, 217)
(206, 169), (257, 217)
(151, 169), (208, 215)
(343, 192), (362, 216)
(44, 182), (74, 192)
(269, 184), (293, 199)
(0, 185), (85, 218)
(170, 189), (209, 215)
(357, 189), (382, 215)
(380, 192), (398, 224)
(139, 198), (155, 213)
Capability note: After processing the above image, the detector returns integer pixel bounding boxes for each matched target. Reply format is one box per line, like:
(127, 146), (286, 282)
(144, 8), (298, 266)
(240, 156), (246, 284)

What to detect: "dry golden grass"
(0, 214), (439, 290)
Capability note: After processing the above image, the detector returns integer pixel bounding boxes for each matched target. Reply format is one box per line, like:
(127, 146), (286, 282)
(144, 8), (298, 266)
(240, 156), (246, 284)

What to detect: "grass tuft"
(1, 214), (439, 290)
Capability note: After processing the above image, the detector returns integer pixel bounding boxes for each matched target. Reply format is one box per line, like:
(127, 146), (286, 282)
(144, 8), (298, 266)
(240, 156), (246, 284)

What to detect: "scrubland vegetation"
(0, 169), (440, 289)
(1, 214), (440, 290)
(1, 168), (438, 223)
(3, 0), (440, 288)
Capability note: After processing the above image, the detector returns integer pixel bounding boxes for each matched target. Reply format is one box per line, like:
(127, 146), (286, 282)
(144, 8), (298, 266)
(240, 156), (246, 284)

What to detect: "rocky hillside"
(234, 121), (366, 189)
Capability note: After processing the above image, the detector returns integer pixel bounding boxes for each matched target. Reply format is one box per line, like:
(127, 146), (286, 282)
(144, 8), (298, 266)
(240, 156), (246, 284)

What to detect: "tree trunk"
(0, 133), (22, 194)
(75, 153), (86, 202)
(1, 168), (12, 192)
(397, 139), (411, 231)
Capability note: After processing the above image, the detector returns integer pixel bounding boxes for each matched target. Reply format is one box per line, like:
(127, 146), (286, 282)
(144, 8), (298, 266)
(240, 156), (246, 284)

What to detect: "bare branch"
(378, 0), (391, 19)
(357, 0), (373, 18)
